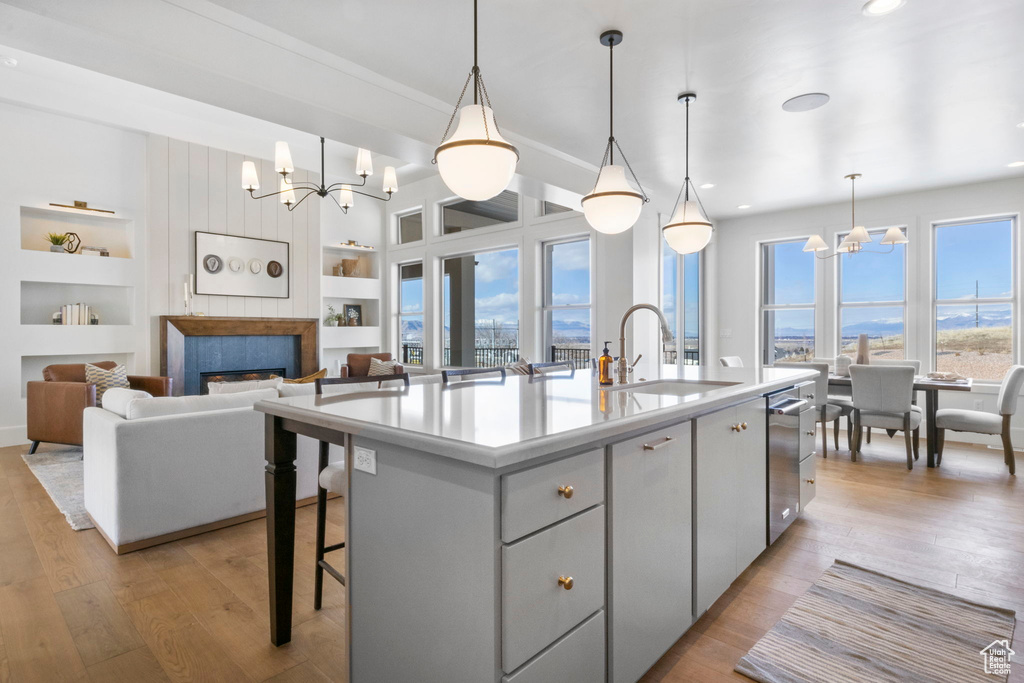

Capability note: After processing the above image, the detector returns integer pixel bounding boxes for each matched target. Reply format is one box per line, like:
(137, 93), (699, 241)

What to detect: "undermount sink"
(608, 379), (742, 397)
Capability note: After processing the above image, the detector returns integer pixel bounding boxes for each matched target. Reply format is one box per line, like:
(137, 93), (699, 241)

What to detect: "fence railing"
(549, 346), (592, 368)
(401, 343), (700, 368)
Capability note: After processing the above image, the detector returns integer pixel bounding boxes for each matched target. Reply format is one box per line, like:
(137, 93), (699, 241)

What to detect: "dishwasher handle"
(768, 398), (810, 416)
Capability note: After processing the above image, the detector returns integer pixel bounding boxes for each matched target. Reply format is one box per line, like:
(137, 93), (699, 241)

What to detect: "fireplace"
(160, 317), (318, 396)
(199, 368), (287, 395)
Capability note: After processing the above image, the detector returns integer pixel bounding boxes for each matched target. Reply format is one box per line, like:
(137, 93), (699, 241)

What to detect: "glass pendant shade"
(663, 200), (713, 254)
(339, 185), (355, 209)
(582, 165), (644, 234)
(274, 141), (294, 174)
(356, 148), (373, 177)
(241, 161), (260, 191)
(435, 104), (519, 201)
(880, 226), (908, 244)
(382, 166), (398, 194)
(848, 225), (872, 243)
(802, 234), (829, 252)
(279, 178), (295, 205)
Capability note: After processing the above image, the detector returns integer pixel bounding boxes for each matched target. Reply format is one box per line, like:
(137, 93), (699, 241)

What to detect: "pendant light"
(803, 173), (908, 258)
(433, 0), (519, 201)
(581, 30), (649, 235)
(663, 93), (713, 254)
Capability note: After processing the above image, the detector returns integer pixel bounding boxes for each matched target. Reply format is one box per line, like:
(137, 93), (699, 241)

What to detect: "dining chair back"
(997, 365), (1024, 416)
(442, 367), (507, 384)
(315, 373), (411, 394)
(719, 356), (743, 368)
(849, 364), (920, 468)
(869, 358), (922, 373)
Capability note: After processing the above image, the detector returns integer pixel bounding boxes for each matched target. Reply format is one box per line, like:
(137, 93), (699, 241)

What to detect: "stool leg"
(314, 440), (329, 610)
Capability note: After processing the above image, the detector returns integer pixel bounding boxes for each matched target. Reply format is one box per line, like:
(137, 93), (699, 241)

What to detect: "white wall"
(0, 102), (147, 446)
(383, 174), (645, 371)
(707, 176), (1024, 446)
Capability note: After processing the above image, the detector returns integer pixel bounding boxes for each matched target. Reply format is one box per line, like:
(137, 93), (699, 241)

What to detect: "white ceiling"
(1, 0), (1023, 218)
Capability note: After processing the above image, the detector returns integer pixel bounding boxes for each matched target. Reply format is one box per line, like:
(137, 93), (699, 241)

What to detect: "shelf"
(321, 325), (381, 349)
(17, 325), (137, 356)
(21, 205), (133, 259)
(18, 250), (137, 286)
(324, 243), (378, 253)
(321, 275), (381, 300)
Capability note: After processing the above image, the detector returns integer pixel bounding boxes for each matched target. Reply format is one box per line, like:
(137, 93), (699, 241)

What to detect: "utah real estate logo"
(980, 639), (1014, 676)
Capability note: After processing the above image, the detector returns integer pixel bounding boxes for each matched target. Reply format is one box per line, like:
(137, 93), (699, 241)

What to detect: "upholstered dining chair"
(775, 361), (844, 456)
(719, 356), (743, 368)
(936, 365), (1024, 475)
(310, 373), (411, 610)
(831, 358), (922, 445)
(849, 364), (921, 469)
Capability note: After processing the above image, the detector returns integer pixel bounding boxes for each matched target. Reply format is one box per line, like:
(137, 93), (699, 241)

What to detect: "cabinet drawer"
(502, 610), (605, 683)
(800, 455), (816, 510)
(502, 448), (604, 543)
(799, 407), (816, 459)
(502, 506), (605, 673)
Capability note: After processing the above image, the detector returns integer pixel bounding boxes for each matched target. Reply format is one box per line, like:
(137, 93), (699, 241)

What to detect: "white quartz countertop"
(255, 364), (815, 469)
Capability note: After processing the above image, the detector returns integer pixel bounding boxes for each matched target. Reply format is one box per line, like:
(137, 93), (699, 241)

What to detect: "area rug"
(736, 560), (1016, 683)
(22, 446), (94, 531)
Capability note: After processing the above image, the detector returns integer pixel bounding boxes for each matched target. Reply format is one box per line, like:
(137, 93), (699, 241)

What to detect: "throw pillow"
(85, 363), (129, 406)
(368, 357), (399, 376)
(100, 387), (153, 418)
(274, 369), (327, 384)
(208, 377), (283, 394)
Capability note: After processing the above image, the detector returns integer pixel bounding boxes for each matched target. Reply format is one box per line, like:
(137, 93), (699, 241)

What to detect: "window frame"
(759, 237), (817, 366)
(541, 236), (592, 365)
(835, 225), (909, 360)
(932, 215), (1018, 381)
(437, 190), (522, 239)
(660, 237), (704, 366)
(396, 260), (425, 366)
(395, 209), (425, 246)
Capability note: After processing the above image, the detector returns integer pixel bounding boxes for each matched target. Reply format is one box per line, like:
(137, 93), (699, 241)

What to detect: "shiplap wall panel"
(147, 135), (321, 375)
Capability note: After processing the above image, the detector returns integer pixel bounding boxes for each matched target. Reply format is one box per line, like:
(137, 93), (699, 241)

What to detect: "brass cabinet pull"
(805, 430), (816, 436)
(642, 436), (674, 451)
(557, 485), (574, 499)
(730, 424), (741, 432)
(558, 576), (574, 590)
(805, 478), (815, 484)
(741, 422), (748, 430)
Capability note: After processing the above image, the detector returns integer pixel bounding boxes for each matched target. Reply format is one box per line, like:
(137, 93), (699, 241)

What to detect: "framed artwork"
(194, 232), (289, 298)
(343, 304), (362, 327)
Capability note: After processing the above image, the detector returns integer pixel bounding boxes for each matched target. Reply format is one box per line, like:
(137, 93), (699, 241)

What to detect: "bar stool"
(312, 373), (411, 609)
(441, 366), (507, 384)
(527, 361), (575, 377)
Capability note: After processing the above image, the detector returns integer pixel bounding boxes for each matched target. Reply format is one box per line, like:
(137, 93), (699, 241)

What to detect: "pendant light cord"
(851, 175), (856, 229)
(472, 0), (479, 105)
(609, 39), (614, 164)
(684, 97), (690, 201)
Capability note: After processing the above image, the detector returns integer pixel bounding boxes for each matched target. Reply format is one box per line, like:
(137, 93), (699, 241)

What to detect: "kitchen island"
(256, 363), (816, 683)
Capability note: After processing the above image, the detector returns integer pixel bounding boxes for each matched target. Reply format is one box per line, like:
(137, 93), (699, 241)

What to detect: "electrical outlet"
(354, 446), (376, 475)
(974, 399), (984, 411)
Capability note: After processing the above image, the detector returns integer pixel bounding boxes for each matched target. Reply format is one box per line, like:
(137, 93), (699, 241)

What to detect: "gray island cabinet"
(255, 364), (815, 683)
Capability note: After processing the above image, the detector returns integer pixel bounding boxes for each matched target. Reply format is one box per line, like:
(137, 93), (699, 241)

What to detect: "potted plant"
(325, 305), (339, 327)
(44, 233), (70, 253)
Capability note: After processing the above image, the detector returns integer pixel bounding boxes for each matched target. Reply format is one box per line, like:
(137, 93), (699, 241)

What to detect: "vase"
(326, 319), (338, 327)
(50, 245), (65, 253)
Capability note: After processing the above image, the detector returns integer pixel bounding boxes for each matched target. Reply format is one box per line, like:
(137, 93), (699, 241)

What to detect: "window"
(837, 228), (907, 359)
(761, 240), (815, 364)
(543, 238), (591, 368)
(541, 200), (574, 216)
(934, 217), (1015, 380)
(442, 247), (519, 367)
(398, 262), (424, 365)
(397, 211), (423, 244)
(661, 240), (702, 365)
(441, 190), (519, 235)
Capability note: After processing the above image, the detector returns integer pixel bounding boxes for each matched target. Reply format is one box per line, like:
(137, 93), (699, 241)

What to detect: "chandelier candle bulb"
(356, 148), (373, 177)
(279, 178), (296, 205)
(274, 141), (294, 175)
(339, 185), (355, 209)
(241, 161), (260, 191)
(382, 166), (398, 194)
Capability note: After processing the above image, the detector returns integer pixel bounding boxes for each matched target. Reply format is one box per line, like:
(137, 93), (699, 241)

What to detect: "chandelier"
(242, 136), (398, 213)
(803, 174), (908, 258)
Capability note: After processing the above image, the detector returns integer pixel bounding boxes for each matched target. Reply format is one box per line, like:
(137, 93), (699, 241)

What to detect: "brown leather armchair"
(26, 361), (173, 453)
(338, 353), (404, 378)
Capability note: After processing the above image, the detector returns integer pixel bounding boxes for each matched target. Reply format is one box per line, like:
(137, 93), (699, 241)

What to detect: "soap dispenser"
(598, 341), (614, 386)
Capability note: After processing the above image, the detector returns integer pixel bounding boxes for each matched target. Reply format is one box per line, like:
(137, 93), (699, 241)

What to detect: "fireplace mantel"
(160, 316), (318, 395)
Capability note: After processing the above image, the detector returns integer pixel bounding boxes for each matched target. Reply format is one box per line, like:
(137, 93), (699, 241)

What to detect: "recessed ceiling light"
(737, 204), (751, 210)
(782, 93), (830, 113)
(1008, 161), (1024, 168)
(862, 0), (906, 16)
(700, 183), (715, 189)
(0, 56), (17, 67)
(1017, 122), (1024, 129)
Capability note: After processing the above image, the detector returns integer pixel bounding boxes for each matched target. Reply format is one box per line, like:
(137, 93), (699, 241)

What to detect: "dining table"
(828, 374), (973, 467)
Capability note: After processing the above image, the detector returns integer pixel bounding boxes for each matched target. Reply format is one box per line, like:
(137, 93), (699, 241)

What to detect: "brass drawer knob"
(558, 576), (574, 590)
(741, 422), (748, 430)
(557, 485), (574, 499)
(731, 424), (741, 432)
(805, 478), (815, 484)
(806, 430), (816, 436)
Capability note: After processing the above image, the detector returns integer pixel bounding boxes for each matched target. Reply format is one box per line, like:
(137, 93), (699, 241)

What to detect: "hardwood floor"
(2, 433), (1020, 682)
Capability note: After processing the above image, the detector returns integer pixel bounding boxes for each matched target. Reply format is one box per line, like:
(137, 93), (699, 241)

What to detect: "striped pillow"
(368, 357), (399, 377)
(85, 363), (130, 406)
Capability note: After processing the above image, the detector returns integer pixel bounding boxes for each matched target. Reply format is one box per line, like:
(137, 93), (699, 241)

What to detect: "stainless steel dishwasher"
(767, 384), (814, 544)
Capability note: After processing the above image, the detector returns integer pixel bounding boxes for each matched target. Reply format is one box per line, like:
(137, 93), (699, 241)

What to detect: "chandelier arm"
(860, 245), (896, 255)
(324, 175), (369, 192)
(287, 189), (320, 212)
(327, 191), (349, 215)
(328, 186), (394, 203)
(611, 138), (650, 202)
(246, 185), (317, 202)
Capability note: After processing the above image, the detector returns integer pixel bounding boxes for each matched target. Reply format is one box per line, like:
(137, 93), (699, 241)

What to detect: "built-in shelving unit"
(16, 204), (145, 389)
(319, 228), (384, 372)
